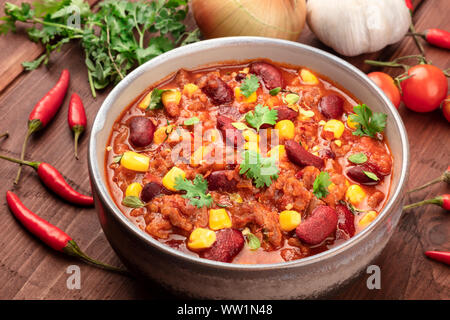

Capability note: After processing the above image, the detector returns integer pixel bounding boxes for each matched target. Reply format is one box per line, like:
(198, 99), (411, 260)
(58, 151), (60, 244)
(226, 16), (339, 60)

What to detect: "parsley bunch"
(175, 174), (212, 208)
(0, 0), (200, 97)
(349, 104), (387, 138)
(239, 150), (279, 188)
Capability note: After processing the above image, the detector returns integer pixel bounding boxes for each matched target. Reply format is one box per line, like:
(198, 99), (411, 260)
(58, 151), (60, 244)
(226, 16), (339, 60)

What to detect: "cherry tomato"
(401, 64), (448, 113)
(368, 72), (401, 109)
(442, 96), (450, 123)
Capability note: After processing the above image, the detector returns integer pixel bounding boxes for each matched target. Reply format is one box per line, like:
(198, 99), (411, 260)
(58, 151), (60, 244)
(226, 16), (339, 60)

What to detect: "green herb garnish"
(183, 117), (200, 126)
(122, 196), (145, 208)
(363, 171), (380, 181)
(244, 104), (278, 131)
(348, 153), (368, 164)
(348, 104), (387, 138)
(239, 150), (279, 188)
(174, 174), (213, 208)
(269, 87), (281, 96)
(147, 88), (168, 110)
(240, 74), (260, 98)
(313, 171), (332, 199)
(0, 0), (200, 97)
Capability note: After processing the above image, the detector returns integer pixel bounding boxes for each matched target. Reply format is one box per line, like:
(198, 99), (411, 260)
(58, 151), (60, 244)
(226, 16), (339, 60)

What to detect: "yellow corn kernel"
(268, 145), (286, 160)
(347, 116), (358, 129)
(241, 67), (249, 74)
(183, 83), (198, 97)
(358, 211), (378, 228)
(153, 125), (174, 144)
(138, 91), (152, 109)
(324, 119), (345, 139)
(346, 184), (366, 205)
(334, 139), (342, 147)
(162, 167), (186, 191)
(244, 141), (260, 153)
(274, 120), (295, 140)
(279, 210), (301, 232)
(162, 90), (181, 108)
(191, 145), (212, 166)
(243, 129), (260, 143)
(209, 209), (232, 230)
(300, 69), (319, 85)
(229, 193), (243, 203)
(328, 182), (336, 191)
(121, 151), (150, 172)
(125, 182), (143, 198)
(188, 228), (216, 249)
(318, 120), (326, 126)
(235, 87), (257, 103)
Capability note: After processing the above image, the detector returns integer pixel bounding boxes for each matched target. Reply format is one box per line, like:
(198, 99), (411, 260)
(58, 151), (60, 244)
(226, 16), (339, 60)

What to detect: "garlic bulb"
(306, 0), (411, 56)
(192, 0), (306, 41)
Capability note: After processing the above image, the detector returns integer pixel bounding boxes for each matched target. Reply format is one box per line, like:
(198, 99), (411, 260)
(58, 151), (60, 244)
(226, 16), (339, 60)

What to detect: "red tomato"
(442, 96), (450, 123)
(368, 72), (401, 109)
(401, 64), (448, 113)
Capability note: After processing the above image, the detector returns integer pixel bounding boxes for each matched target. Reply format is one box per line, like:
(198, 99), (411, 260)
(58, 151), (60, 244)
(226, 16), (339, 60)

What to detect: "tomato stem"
(409, 22), (427, 60)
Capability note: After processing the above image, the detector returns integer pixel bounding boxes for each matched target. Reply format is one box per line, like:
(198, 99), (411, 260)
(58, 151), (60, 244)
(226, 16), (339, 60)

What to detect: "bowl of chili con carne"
(88, 37), (409, 299)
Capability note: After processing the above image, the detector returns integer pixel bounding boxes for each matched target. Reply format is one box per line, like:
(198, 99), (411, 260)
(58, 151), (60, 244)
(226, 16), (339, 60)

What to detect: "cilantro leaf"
(269, 87), (281, 96)
(239, 150), (279, 188)
(122, 196), (145, 208)
(240, 74), (260, 98)
(349, 104), (387, 138)
(174, 174), (213, 208)
(348, 153), (368, 164)
(183, 117), (200, 126)
(245, 104), (278, 131)
(363, 171), (379, 181)
(313, 171), (332, 199)
(246, 233), (260, 250)
(146, 89), (168, 110)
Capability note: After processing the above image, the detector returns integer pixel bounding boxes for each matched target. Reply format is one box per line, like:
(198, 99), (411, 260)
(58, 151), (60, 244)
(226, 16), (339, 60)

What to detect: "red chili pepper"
(407, 166), (450, 193)
(0, 154), (93, 206)
(15, 69), (70, 184)
(68, 93), (87, 160)
(425, 251), (450, 266)
(403, 194), (450, 211)
(6, 191), (128, 274)
(422, 28), (450, 50)
(405, 0), (413, 11)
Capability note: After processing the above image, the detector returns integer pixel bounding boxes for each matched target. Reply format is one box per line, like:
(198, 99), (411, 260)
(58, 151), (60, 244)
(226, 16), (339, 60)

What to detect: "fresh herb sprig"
(174, 174), (212, 208)
(312, 171), (331, 199)
(239, 150), (279, 188)
(244, 104), (278, 131)
(240, 74), (259, 98)
(348, 104), (387, 138)
(0, 0), (200, 97)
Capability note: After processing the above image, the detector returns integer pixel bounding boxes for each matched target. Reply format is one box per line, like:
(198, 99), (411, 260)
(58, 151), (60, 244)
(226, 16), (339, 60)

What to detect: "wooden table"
(0, 0), (448, 300)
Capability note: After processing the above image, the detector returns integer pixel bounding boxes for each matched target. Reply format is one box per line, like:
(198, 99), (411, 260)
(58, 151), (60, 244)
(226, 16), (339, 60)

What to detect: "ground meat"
(368, 191), (385, 209)
(350, 137), (392, 176)
(145, 213), (172, 239)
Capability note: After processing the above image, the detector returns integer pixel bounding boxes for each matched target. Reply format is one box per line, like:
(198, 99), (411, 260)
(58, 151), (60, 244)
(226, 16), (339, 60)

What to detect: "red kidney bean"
(250, 62), (284, 90)
(141, 182), (164, 202)
(296, 205), (338, 245)
(275, 105), (298, 121)
(285, 140), (324, 169)
(346, 164), (381, 185)
(318, 95), (344, 119)
(207, 170), (238, 192)
(235, 73), (247, 82)
(200, 75), (234, 105)
(200, 228), (244, 263)
(129, 117), (155, 148)
(216, 115), (244, 147)
(336, 204), (355, 238)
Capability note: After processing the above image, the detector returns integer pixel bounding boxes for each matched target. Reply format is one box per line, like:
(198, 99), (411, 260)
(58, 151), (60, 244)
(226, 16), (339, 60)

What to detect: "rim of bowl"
(89, 36), (410, 272)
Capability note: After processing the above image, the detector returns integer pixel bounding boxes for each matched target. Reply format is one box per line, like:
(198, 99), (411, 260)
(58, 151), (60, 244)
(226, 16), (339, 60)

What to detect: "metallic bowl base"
(89, 37), (409, 299)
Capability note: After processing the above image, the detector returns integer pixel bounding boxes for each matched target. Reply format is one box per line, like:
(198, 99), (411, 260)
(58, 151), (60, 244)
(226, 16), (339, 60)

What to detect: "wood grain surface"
(0, 0), (448, 300)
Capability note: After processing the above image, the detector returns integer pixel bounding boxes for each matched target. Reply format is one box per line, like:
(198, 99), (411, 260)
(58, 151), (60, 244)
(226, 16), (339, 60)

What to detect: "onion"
(192, 0), (307, 41)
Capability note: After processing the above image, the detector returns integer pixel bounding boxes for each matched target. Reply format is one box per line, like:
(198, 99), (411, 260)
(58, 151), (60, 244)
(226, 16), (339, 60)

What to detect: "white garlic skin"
(306, 0), (411, 56)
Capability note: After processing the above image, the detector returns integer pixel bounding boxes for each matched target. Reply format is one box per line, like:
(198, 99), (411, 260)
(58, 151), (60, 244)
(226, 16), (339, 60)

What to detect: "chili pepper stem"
(0, 154), (40, 170)
(403, 197), (442, 210)
(64, 240), (130, 276)
(408, 170), (450, 193)
(0, 132), (9, 139)
(73, 128), (83, 160)
(15, 120), (42, 184)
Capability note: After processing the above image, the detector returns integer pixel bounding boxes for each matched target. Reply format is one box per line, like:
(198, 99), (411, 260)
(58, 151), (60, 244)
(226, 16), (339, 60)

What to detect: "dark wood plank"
(0, 0), (448, 300)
